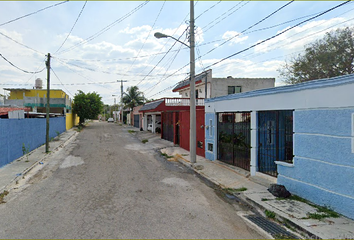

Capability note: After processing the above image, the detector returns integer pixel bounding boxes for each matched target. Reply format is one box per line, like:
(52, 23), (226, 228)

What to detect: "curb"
(3, 131), (79, 192)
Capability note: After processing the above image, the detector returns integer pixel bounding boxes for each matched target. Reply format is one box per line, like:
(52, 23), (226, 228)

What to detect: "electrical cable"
(0, 31), (45, 55)
(0, 53), (46, 74)
(136, 27), (188, 86)
(126, 1), (166, 74)
(198, 1), (295, 61)
(0, 1), (68, 27)
(57, 1), (149, 55)
(203, 0), (351, 70)
(195, 1), (222, 21)
(54, 1), (87, 54)
(50, 67), (74, 97)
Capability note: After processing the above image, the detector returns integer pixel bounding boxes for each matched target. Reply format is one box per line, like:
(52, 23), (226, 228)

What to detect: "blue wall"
(205, 113), (217, 160)
(277, 108), (354, 220)
(0, 117), (66, 167)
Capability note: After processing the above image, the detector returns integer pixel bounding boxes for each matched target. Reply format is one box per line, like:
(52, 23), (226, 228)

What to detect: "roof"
(140, 99), (164, 111)
(172, 70), (211, 92)
(206, 73), (354, 103)
(0, 107), (30, 116)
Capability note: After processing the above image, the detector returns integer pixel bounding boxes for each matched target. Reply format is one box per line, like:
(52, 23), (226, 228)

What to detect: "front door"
(217, 112), (251, 171)
(258, 110), (294, 177)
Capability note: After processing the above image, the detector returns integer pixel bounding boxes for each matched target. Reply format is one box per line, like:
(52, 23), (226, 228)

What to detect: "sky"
(1, 1), (354, 105)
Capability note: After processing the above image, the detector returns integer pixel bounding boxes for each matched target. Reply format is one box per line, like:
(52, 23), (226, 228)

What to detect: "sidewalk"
(133, 128), (354, 239)
(1, 124), (353, 239)
(0, 128), (78, 193)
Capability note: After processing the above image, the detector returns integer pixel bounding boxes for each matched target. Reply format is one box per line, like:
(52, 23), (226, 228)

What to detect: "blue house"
(204, 74), (354, 220)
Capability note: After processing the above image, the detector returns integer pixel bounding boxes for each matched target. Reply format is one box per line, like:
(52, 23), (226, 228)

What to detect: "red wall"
(179, 108), (205, 157)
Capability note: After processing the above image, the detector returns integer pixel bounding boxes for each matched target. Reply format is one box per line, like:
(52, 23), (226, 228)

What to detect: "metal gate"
(133, 115), (139, 128)
(217, 112), (251, 171)
(162, 112), (174, 142)
(258, 110), (293, 177)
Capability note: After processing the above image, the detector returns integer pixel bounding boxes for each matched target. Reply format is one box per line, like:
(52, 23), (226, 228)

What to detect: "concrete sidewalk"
(132, 127), (354, 239)
(0, 128), (78, 193)
(1, 124), (353, 239)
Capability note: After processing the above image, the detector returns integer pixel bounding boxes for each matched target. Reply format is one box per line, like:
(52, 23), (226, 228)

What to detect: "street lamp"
(153, 1), (196, 164)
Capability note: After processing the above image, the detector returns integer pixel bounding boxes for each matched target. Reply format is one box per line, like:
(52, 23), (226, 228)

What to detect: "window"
(228, 86), (242, 95)
(209, 119), (212, 137)
(208, 143), (213, 152)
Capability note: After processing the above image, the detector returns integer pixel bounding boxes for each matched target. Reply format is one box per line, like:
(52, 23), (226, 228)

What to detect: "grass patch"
(280, 194), (340, 220)
(223, 187), (247, 195)
(265, 210), (276, 219)
(141, 139), (148, 144)
(181, 154), (189, 156)
(273, 233), (294, 239)
(25, 160), (29, 162)
(128, 130), (136, 134)
(161, 152), (174, 158)
(0, 190), (9, 204)
(261, 198), (270, 201)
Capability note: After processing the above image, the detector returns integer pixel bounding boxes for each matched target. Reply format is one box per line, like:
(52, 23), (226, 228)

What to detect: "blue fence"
(0, 117), (66, 167)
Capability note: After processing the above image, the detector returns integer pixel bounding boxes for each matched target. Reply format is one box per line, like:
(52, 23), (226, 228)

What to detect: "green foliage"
(0, 190), (9, 204)
(265, 210), (276, 219)
(122, 86), (145, 110)
(142, 139), (148, 144)
(161, 152), (173, 158)
(22, 143), (29, 156)
(279, 27), (354, 84)
(128, 130), (136, 134)
(73, 90), (103, 125)
(55, 131), (60, 138)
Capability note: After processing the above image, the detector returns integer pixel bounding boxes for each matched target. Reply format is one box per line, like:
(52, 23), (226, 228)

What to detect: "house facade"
(4, 87), (79, 130)
(173, 69), (275, 99)
(204, 74), (354, 219)
(139, 98), (206, 157)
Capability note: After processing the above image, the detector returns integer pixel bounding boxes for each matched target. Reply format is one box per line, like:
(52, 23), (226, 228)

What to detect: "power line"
(198, 1), (295, 61)
(136, 27), (188, 86)
(201, 1), (250, 34)
(126, 1), (166, 74)
(0, 1), (68, 27)
(57, 1), (150, 55)
(55, 1), (87, 53)
(54, 56), (187, 78)
(50, 67), (74, 97)
(195, 1), (222, 21)
(0, 31), (44, 55)
(0, 53), (45, 74)
(204, 0), (351, 70)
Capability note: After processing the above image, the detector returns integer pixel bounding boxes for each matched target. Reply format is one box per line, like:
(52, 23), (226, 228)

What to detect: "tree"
(122, 86), (145, 110)
(73, 90), (103, 125)
(279, 27), (354, 84)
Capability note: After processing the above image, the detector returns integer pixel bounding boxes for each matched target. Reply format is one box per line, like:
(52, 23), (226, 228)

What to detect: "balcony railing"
(164, 98), (204, 106)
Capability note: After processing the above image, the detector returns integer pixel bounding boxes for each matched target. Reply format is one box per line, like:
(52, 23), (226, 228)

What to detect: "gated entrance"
(258, 110), (294, 177)
(162, 112), (174, 142)
(217, 112), (251, 171)
(133, 115), (140, 128)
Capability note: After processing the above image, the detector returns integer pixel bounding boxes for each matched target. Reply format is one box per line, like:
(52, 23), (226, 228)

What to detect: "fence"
(0, 117), (66, 167)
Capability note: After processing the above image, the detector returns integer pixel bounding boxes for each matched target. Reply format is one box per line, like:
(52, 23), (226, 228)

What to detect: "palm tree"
(122, 86), (145, 110)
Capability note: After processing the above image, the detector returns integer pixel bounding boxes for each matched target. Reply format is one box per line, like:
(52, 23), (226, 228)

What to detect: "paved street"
(0, 122), (264, 239)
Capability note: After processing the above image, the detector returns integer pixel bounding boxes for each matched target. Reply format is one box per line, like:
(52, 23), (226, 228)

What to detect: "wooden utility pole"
(45, 53), (51, 153)
(118, 80), (127, 123)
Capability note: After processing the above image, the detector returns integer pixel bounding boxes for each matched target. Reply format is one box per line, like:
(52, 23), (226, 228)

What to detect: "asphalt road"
(0, 122), (265, 239)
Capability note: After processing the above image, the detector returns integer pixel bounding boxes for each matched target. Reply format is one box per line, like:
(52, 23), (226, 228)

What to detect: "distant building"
(172, 69), (275, 99)
(4, 80), (79, 129)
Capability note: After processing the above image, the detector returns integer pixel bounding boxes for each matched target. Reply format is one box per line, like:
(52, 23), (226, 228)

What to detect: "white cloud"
(254, 17), (354, 54)
(222, 31), (248, 45)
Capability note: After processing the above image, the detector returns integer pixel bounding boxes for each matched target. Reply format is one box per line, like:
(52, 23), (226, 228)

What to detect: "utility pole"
(45, 53), (51, 153)
(190, 0), (196, 164)
(118, 80), (127, 123)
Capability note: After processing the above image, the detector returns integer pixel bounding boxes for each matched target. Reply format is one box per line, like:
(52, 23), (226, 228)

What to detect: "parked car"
(147, 121), (161, 132)
(107, 118), (114, 123)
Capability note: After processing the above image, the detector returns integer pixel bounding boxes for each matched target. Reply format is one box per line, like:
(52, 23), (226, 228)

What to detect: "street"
(0, 122), (264, 239)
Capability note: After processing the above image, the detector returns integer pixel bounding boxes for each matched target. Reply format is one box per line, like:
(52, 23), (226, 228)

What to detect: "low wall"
(65, 113), (79, 130)
(277, 108), (354, 220)
(0, 117), (66, 167)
